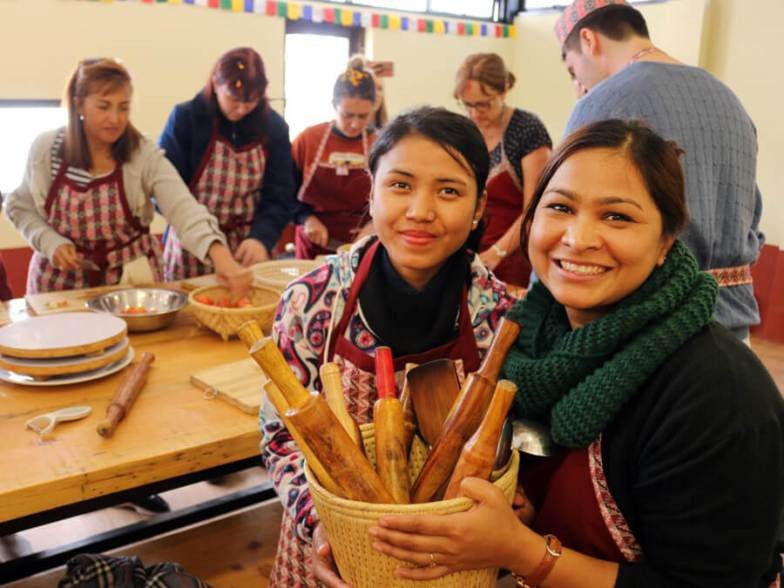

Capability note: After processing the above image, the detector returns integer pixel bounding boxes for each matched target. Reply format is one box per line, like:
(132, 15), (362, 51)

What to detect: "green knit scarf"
(501, 241), (718, 448)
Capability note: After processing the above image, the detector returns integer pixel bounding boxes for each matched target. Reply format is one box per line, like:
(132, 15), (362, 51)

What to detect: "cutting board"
(190, 358), (268, 414)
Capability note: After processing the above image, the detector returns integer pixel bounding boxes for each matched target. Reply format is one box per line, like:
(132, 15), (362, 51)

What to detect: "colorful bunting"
(82, 0), (516, 38)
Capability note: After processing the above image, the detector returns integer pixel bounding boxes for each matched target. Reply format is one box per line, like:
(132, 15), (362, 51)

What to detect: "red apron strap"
(324, 239), (381, 363)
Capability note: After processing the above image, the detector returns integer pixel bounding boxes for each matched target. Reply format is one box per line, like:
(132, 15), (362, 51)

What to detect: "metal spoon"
(512, 418), (554, 457)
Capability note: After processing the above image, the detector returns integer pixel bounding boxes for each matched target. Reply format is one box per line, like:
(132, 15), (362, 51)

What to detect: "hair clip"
(348, 69), (368, 87)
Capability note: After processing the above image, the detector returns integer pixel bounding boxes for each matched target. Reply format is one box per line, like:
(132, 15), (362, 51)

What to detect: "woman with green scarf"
(369, 120), (784, 587)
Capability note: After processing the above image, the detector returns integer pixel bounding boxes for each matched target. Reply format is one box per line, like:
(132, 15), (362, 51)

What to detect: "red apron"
(27, 163), (162, 294)
(519, 437), (642, 565)
(482, 139), (532, 288)
(163, 122), (266, 281)
(269, 239), (481, 587)
(295, 123), (371, 260)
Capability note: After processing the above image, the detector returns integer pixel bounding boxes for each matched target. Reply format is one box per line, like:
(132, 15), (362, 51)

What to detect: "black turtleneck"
(358, 246), (471, 357)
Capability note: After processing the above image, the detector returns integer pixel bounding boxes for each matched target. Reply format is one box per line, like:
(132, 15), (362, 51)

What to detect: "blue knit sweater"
(159, 92), (296, 251)
(565, 62), (764, 339)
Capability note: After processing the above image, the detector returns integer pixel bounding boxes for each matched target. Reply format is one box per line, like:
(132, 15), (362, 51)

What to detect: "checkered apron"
(27, 163), (163, 294)
(163, 126), (265, 281)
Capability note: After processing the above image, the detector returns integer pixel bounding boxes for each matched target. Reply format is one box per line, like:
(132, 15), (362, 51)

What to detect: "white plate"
(0, 313), (127, 358)
(0, 347), (134, 387)
(0, 338), (130, 377)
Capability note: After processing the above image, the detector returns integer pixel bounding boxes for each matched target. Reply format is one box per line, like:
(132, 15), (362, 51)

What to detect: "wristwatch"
(513, 534), (562, 587)
(491, 244), (508, 258)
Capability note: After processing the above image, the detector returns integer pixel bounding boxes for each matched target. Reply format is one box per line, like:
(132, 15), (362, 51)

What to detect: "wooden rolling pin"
(410, 317), (521, 503)
(236, 320), (342, 494)
(249, 337), (394, 503)
(97, 352), (155, 438)
(237, 319), (264, 349)
(320, 362), (363, 450)
(400, 363), (418, 453)
(373, 347), (410, 504)
(443, 379), (517, 499)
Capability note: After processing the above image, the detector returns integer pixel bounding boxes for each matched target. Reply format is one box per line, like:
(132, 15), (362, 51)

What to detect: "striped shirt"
(50, 129), (113, 187)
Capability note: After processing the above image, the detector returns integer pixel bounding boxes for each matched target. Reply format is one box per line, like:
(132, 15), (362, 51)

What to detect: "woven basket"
(251, 259), (320, 293)
(188, 284), (279, 341)
(306, 423), (520, 588)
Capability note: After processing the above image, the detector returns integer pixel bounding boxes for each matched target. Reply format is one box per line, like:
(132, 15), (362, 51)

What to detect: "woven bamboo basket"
(251, 259), (320, 293)
(188, 285), (279, 341)
(306, 423), (520, 588)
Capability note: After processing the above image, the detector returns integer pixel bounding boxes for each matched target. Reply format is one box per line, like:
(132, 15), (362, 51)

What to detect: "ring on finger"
(429, 552), (437, 568)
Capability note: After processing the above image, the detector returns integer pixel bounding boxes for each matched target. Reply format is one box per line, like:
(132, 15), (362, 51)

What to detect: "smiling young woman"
(291, 67), (378, 260)
(260, 106), (517, 588)
(369, 120), (784, 588)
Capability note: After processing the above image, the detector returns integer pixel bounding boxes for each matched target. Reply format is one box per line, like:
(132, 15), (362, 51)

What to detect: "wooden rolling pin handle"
(249, 337), (310, 408)
(443, 379), (518, 499)
(237, 320), (264, 349)
(320, 362), (363, 450)
(478, 318), (522, 383)
(97, 352), (155, 438)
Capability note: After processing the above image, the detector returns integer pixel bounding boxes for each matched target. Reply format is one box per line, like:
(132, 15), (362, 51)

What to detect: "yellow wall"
(701, 0), (784, 246)
(1, 0), (781, 250)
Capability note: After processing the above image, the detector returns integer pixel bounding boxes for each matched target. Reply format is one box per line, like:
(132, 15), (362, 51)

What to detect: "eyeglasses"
(457, 96), (500, 113)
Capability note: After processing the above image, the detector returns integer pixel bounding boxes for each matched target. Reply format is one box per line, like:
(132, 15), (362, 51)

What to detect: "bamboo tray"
(0, 312), (127, 359)
(0, 337), (130, 378)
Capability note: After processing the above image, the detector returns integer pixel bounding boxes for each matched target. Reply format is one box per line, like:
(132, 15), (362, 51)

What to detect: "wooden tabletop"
(0, 298), (262, 523)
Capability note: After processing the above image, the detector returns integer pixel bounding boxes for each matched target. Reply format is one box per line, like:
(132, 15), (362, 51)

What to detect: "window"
(323, 0), (498, 20)
(430, 0), (496, 19)
(524, 0), (645, 9)
(0, 101), (65, 194)
(284, 22), (362, 139)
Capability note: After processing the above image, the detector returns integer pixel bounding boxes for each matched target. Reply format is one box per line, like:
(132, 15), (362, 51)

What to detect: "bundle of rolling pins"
(238, 317), (521, 504)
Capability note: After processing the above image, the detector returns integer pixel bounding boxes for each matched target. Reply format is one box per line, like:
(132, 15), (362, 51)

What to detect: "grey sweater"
(565, 62), (763, 338)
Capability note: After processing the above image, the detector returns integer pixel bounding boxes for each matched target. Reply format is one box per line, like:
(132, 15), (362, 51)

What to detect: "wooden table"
(0, 296), (273, 580)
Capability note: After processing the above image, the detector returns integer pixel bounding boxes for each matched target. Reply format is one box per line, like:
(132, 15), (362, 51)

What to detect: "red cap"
(375, 346), (396, 399)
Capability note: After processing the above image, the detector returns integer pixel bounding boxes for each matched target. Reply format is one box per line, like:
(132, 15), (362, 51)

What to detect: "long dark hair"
(521, 119), (688, 260)
(63, 58), (142, 169)
(368, 106), (489, 252)
(204, 47), (268, 136)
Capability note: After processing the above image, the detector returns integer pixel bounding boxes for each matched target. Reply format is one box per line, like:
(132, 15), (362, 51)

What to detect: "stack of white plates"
(0, 313), (134, 386)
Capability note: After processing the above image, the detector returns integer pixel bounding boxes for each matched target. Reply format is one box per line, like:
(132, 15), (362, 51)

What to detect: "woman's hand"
(312, 523), (351, 588)
(369, 477), (530, 580)
(234, 238), (270, 267)
(208, 242), (252, 298)
(479, 247), (503, 271)
(304, 215), (329, 248)
(52, 244), (82, 270)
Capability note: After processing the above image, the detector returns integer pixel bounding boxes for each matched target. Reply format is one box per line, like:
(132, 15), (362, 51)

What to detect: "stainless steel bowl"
(85, 288), (188, 332)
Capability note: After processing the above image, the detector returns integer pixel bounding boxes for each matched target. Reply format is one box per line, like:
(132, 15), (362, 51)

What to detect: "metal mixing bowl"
(85, 288), (188, 332)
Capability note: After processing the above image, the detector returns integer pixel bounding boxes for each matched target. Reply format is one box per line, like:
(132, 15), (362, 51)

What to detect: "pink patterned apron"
(163, 122), (266, 280)
(482, 137), (532, 288)
(268, 239), (481, 587)
(295, 123), (371, 260)
(27, 163), (162, 294)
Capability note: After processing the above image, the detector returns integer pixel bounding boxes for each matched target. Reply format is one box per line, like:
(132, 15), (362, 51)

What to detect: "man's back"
(565, 61), (763, 338)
